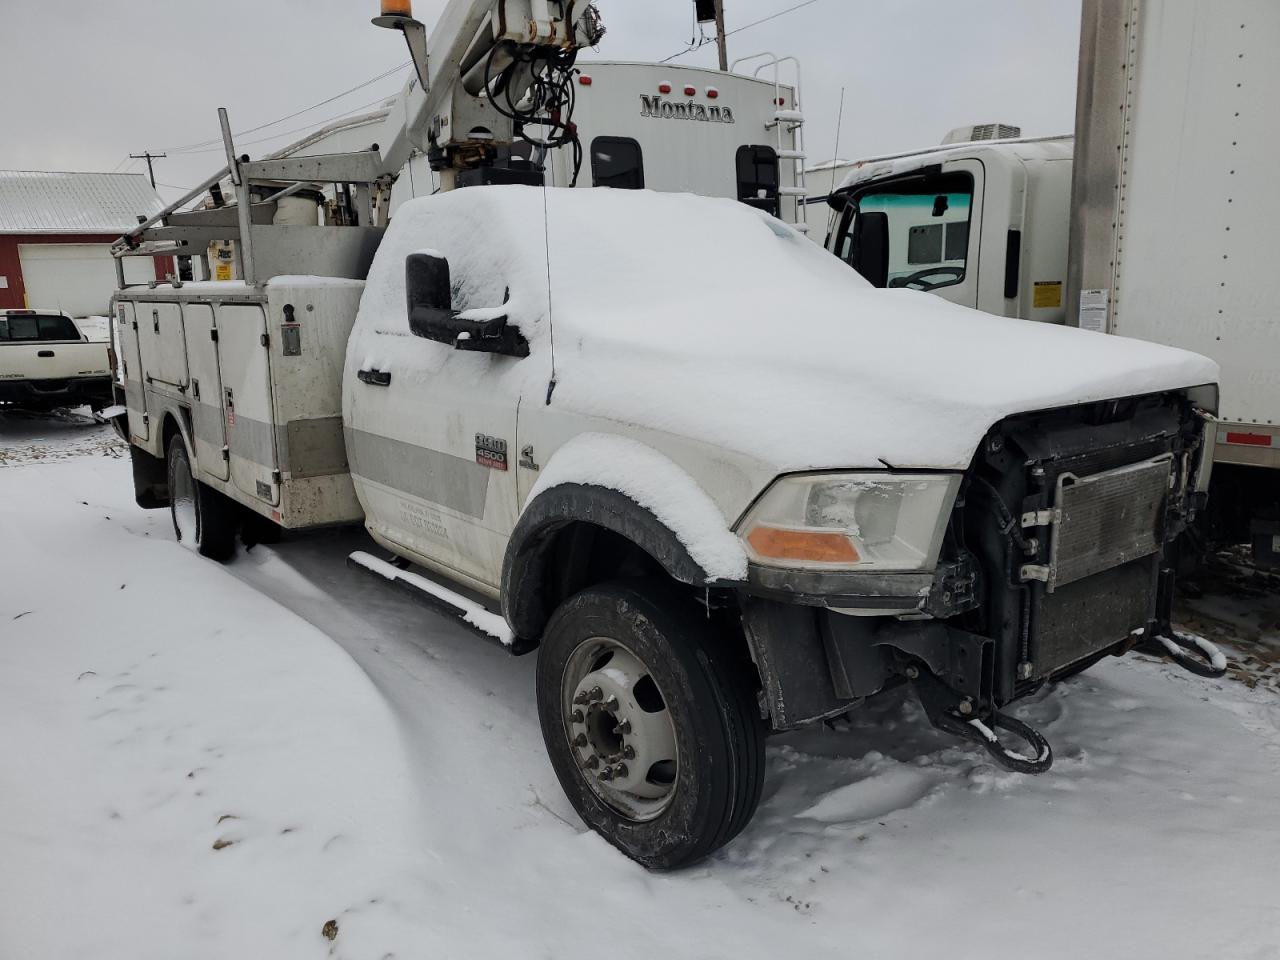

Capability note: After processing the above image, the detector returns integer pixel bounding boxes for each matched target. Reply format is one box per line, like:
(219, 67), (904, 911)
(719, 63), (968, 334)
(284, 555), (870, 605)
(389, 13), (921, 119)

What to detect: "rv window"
(591, 137), (645, 189)
(736, 145), (780, 217)
(834, 173), (974, 292)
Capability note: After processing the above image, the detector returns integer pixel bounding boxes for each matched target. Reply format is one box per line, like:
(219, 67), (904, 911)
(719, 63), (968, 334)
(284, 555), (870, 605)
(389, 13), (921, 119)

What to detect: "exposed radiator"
(1048, 455), (1173, 591)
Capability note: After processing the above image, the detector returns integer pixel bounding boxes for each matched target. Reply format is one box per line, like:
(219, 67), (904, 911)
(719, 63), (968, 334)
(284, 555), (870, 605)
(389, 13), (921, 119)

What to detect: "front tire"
(536, 579), (765, 869)
(166, 434), (238, 562)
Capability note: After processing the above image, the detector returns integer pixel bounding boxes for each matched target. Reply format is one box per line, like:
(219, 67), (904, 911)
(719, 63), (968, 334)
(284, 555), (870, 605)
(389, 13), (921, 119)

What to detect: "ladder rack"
(110, 108), (388, 290)
(731, 53), (809, 232)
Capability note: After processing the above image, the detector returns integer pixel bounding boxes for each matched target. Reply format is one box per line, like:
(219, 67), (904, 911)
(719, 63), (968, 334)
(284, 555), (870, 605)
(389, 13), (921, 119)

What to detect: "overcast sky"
(0, 0), (1081, 203)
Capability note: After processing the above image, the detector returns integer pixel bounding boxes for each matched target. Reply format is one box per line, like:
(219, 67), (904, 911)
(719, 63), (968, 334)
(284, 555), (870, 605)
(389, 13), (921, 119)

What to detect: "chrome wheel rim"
(562, 637), (679, 822)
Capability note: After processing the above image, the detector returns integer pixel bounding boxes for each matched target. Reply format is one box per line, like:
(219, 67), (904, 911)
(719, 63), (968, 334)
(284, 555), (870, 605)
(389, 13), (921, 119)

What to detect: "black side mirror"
(932, 194), (949, 217)
(851, 211), (890, 288)
(405, 253), (529, 358)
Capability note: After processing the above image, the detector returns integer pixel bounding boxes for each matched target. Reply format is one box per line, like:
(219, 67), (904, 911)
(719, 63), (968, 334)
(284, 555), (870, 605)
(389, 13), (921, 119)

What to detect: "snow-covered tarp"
(355, 187), (1217, 471)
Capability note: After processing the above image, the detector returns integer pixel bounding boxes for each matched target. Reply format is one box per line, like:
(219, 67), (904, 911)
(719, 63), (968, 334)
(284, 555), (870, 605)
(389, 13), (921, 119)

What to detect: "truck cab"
(822, 136), (1074, 323)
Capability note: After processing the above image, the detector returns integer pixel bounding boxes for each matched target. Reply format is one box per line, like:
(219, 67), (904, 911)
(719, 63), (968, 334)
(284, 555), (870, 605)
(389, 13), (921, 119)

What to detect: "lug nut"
(570, 710), (584, 723)
(598, 768), (615, 782)
(573, 690), (591, 706)
(584, 755), (599, 770)
(613, 763), (628, 778)
(614, 719), (631, 735)
(573, 733), (588, 747)
(622, 745), (636, 760)
(589, 686), (603, 703)
(604, 695), (619, 710)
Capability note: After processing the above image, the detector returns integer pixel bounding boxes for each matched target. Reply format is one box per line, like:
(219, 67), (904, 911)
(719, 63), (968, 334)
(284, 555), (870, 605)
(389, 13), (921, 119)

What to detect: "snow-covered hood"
(551, 283), (1217, 470)
(372, 188), (1218, 471)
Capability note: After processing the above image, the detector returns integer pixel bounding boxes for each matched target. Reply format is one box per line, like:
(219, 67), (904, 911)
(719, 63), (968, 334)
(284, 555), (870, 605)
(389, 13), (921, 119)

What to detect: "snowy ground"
(3, 411), (1280, 960)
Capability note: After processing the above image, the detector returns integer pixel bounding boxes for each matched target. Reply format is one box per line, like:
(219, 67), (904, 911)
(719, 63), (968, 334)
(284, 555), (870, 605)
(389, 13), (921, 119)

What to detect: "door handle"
(357, 368), (391, 387)
(37, 350), (55, 358)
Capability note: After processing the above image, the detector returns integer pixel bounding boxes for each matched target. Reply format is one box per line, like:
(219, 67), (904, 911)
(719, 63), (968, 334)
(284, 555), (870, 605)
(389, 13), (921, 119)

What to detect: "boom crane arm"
(372, 0), (604, 186)
(111, 1), (602, 284)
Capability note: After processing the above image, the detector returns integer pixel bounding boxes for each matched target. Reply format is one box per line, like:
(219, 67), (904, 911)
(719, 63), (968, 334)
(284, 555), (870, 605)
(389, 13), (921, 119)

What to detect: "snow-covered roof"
(0, 171), (165, 235)
(835, 135), (1074, 195)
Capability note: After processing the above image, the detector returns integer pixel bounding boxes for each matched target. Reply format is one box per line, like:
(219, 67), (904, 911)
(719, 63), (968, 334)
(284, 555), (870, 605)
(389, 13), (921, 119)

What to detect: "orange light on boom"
(381, 0), (413, 17)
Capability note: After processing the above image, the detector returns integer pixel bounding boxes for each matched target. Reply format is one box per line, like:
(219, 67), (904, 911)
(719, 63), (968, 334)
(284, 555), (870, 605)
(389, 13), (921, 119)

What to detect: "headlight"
(737, 473), (961, 572)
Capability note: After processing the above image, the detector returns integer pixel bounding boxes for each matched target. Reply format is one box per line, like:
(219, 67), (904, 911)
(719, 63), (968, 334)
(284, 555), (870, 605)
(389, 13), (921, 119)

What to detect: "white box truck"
(820, 0), (1280, 566)
(107, 0), (1228, 868)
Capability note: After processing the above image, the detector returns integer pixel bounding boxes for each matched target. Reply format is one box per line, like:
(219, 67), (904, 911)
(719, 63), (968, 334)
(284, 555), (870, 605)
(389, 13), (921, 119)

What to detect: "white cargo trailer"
(822, 0), (1280, 565)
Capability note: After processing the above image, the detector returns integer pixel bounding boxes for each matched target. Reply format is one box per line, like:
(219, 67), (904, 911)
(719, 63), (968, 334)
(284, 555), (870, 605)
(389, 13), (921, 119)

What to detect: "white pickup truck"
(0, 310), (113, 413)
(112, 186), (1226, 868)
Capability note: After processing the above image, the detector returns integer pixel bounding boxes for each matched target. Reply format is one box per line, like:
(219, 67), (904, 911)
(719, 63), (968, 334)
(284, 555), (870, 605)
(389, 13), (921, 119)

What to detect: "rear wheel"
(536, 579), (764, 869)
(166, 434), (238, 562)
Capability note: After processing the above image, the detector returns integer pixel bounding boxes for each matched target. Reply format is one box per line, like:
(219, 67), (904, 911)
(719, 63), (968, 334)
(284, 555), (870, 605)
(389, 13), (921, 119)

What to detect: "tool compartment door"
(182, 303), (229, 481)
(138, 303), (190, 390)
(215, 303), (279, 505)
(116, 303), (149, 442)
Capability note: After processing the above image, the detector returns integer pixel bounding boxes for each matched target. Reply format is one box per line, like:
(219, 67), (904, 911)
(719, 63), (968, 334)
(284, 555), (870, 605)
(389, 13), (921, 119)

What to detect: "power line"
(661, 0), (823, 63)
(164, 60), (411, 154)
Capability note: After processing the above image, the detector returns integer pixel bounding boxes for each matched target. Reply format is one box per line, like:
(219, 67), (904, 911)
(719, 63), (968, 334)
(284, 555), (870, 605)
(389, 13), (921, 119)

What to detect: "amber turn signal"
(746, 526), (860, 565)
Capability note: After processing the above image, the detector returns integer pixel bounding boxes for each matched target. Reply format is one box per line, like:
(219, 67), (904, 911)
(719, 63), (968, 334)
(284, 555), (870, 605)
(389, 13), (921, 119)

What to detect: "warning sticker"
(1079, 288), (1110, 333)
(1032, 281), (1063, 309)
(215, 263), (233, 281)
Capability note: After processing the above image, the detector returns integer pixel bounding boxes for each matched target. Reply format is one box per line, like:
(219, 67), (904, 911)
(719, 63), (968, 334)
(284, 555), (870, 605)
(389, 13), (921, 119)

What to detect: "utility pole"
(713, 0), (729, 71)
(129, 151), (167, 189)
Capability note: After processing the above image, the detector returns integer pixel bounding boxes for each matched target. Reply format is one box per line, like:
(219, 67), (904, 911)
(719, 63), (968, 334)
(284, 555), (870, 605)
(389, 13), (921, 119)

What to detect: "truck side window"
(832, 174), (975, 291)
(38, 315), (82, 341)
(591, 137), (645, 189)
(0, 315), (80, 341)
(736, 145), (780, 217)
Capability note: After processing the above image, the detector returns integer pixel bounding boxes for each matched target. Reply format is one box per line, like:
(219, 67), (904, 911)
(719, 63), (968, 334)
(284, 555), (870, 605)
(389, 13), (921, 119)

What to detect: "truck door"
(116, 302), (149, 442)
(346, 267), (535, 592)
(182, 303), (229, 481)
(215, 304), (279, 506)
(831, 161), (984, 310)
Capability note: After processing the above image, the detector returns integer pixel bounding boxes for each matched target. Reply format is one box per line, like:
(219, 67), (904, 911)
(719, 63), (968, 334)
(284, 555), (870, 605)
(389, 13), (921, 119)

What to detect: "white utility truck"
(0, 309), (113, 412)
(821, 0), (1280, 567)
(110, 0), (1226, 868)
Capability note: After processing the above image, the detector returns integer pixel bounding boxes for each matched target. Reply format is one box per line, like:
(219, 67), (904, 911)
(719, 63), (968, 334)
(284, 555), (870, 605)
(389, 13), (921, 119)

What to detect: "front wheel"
(166, 434), (238, 562)
(536, 579), (765, 869)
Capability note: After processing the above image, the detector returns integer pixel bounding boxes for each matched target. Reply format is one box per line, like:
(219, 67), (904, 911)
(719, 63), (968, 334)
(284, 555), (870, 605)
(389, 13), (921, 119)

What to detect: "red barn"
(0, 170), (174, 317)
